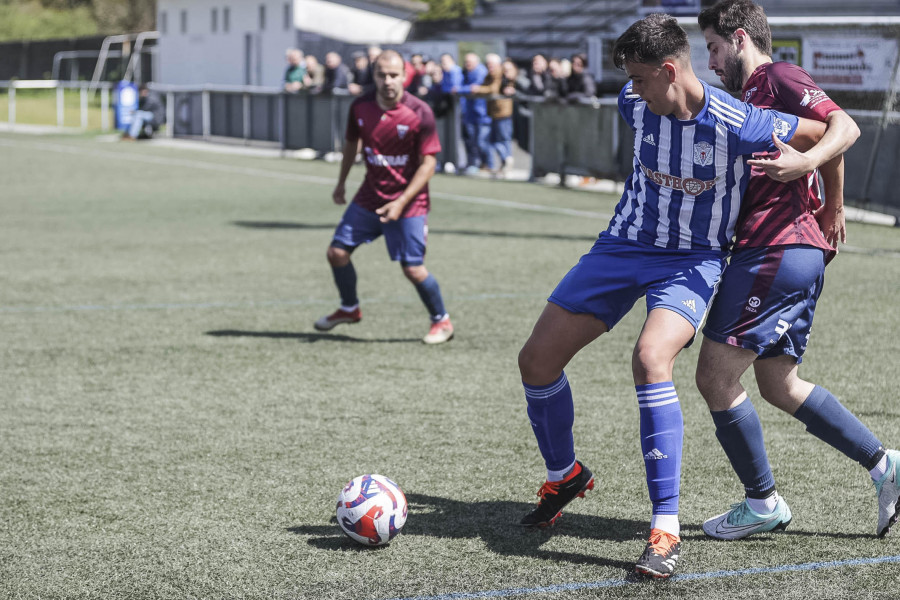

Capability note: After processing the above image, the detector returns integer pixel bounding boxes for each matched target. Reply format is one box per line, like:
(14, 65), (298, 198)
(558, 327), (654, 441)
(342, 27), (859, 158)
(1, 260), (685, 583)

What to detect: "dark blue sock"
(524, 373), (575, 472)
(637, 382), (683, 515)
(414, 274), (446, 321)
(331, 262), (358, 307)
(710, 398), (776, 498)
(794, 385), (883, 468)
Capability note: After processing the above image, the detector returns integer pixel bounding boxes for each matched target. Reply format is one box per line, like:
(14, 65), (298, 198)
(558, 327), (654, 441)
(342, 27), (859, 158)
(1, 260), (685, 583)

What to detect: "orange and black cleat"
(519, 461), (594, 527)
(635, 528), (681, 579)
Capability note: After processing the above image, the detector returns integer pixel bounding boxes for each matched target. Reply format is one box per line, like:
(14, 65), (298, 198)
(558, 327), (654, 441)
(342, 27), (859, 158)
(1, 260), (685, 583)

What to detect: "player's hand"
(815, 204), (847, 248)
(746, 133), (815, 182)
(375, 200), (403, 223)
(332, 184), (346, 205)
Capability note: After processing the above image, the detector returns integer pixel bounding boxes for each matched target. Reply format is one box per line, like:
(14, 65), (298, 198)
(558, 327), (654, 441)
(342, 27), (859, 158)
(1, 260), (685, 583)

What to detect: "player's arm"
(748, 110), (859, 182)
(332, 137), (361, 205)
(816, 153), (847, 247)
(375, 154), (437, 223)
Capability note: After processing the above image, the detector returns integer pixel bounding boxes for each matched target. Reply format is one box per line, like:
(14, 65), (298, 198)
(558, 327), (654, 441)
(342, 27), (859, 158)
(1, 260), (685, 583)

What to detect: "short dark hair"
(613, 13), (690, 69)
(571, 52), (588, 67)
(698, 0), (772, 57)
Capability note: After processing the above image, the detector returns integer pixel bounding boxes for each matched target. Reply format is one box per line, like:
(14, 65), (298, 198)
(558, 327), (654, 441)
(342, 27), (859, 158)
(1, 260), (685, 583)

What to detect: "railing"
(114, 83), (900, 217)
(0, 80), (114, 130)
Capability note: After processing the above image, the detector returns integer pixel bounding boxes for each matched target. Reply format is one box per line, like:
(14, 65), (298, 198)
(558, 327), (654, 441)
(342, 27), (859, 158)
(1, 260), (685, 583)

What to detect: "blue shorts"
(702, 245), (826, 361)
(331, 202), (427, 266)
(549, 234), (726, 337)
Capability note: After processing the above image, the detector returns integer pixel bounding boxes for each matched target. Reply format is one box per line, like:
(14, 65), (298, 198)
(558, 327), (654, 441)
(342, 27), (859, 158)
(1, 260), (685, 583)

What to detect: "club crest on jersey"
(693, 142), (713, 167)
(773, 117), (792, 139)
(744, 87), (757, 102)
(396, 124), (409, 139)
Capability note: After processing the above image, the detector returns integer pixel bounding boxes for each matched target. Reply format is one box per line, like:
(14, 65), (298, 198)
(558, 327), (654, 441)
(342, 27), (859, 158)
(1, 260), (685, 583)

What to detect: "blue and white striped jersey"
(607, 80), (800, 252)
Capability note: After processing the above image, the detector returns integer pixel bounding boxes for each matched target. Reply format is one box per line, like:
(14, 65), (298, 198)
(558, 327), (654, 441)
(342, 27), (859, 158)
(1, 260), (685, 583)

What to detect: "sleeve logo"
(773, 117), (792, 139)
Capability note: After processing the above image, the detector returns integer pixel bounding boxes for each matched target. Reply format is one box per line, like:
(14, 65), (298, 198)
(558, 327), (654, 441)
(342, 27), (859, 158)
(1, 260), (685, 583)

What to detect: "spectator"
(283, 48), (306, 93)
(471, 53), (513, 175)
(348, 51), (373, 96)
(566, 53), (597, 101)
(546, 58), (568, 98)
(502, 58), (525, 96)
(366, 45), (382, 83)
(456, 52), (490, 174)
(303, 54), (325, 89)
(121, 84), (164, 141)
(321, 51), (351, 93)
(524, 54), (552, 96)
(407, 53), (425, 95)
(439, 53), (464, 94)
(423, 59), (451, 118)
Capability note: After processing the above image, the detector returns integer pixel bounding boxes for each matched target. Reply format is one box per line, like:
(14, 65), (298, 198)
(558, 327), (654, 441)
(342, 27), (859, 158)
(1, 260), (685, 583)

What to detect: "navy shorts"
(549, 234), (726, 336)
(703, 245), (826, 361)
(331, 202), (428, 266)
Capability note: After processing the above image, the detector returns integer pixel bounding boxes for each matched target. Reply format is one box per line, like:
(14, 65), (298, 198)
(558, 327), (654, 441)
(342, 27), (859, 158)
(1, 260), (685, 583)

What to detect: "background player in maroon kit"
(695, 0), (900, 541)
(315, 50), (454, 344)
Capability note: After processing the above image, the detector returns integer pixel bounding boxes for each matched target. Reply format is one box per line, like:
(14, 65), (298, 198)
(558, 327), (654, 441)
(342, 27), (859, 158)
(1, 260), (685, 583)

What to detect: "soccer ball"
(336, 474), (408, 546)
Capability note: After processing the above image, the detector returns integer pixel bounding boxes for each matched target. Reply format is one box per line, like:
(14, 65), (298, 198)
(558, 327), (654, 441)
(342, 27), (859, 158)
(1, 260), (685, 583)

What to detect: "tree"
(419, 0), (475, 21)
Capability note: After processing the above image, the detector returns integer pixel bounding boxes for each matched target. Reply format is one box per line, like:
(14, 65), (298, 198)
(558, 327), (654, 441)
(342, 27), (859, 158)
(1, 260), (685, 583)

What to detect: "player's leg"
(695, 246), (812, 539)
(517, 302), (608, 527)
(634, 252), (724, 578)
(518, 236), (644, 528)
(631, 308), (691, 578)
(696, 337), (791, 540)
(386, 214), (452, 344)
(754, 356), (898, 536)
(315, 204), (381, 331)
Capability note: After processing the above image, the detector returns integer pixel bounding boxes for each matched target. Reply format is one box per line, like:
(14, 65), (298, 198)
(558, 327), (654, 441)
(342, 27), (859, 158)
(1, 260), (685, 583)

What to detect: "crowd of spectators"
(283, 46), (599, 176)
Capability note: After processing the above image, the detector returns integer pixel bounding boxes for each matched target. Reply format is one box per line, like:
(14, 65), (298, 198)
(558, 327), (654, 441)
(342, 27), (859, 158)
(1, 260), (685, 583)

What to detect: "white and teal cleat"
(875, 449), (900, 538)
(702, 496), (792, 541)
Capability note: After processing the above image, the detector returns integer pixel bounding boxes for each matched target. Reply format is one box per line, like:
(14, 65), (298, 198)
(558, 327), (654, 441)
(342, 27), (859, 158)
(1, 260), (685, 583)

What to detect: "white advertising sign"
(803, 37), (900, 91)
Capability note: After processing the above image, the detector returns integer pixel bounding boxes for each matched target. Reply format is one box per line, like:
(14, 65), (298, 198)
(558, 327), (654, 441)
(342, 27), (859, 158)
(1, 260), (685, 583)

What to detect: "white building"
(156, 0), (426, 86)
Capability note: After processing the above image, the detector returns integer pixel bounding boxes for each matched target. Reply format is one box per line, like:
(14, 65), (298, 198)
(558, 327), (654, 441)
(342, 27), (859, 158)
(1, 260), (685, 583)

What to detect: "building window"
(259, 4), (266, 30)
(180, 9), (187, 34)
(211, 8), (218, 33)
(159, 11), (167, 34)
(223, 7), (230, 32)
(283, 2), (291, 30)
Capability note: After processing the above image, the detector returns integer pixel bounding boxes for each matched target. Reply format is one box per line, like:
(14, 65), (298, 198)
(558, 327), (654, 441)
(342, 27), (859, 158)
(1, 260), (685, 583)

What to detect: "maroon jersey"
(735, 62), (841, 254)
(345, 92), (441, 218)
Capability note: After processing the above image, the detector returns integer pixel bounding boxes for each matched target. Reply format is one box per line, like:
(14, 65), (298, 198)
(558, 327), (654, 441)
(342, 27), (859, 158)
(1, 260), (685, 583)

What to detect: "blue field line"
(386, 555), (900, 600)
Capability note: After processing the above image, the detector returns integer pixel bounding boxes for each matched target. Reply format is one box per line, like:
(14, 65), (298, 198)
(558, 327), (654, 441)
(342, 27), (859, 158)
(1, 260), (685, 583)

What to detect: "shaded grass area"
(0, 88), (112, 129)
(2, 132), (899, 599)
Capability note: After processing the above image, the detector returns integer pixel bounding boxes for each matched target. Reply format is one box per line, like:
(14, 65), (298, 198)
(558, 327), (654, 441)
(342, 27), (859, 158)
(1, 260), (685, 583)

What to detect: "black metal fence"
(150, 83), (900, 218)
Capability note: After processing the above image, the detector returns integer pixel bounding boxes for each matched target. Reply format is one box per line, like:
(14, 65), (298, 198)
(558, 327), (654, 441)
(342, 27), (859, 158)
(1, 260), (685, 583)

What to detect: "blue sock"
(637, 382), (683, 515)
(710, 398), (776, 499)
(524, 373), (575, 472)
(414, 274), (447, 322)
(331, 262), (358, 307)
(794, 385), (884, 469)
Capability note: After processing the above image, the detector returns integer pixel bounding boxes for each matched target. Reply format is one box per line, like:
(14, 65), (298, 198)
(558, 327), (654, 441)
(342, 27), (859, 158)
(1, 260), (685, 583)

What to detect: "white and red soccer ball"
(336, 474), (408, 546)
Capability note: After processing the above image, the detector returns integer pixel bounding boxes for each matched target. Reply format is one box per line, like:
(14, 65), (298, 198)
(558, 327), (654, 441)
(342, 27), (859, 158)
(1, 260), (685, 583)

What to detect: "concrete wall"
(157, 0), (297, 86)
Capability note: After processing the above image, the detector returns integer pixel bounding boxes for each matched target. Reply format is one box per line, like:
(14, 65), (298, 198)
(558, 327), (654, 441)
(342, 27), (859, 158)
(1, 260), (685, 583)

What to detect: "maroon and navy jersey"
(735, 62), (841, 254)
(345, 92), (441, 218)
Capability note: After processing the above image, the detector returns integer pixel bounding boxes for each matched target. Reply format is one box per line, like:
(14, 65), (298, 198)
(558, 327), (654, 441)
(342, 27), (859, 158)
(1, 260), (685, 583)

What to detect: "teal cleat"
(875, 449), (900, 538)
(702, 496), (792, 540)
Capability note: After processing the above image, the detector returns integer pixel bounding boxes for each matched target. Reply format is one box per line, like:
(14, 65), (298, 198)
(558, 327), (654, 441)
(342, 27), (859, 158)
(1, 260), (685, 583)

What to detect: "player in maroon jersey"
(695, 0), (899, 541)
(315, 50), (454, 344)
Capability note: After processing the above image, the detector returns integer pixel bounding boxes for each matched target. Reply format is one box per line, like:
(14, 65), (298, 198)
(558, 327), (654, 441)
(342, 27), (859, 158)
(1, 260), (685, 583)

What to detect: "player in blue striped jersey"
(516, 13), (828, 579)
